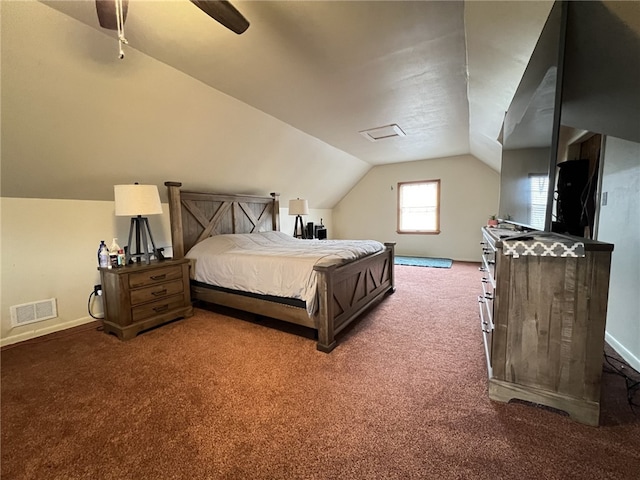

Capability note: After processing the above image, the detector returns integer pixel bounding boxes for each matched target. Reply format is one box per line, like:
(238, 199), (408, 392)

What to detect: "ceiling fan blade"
(95, 0), (128, 30)
(190, 0), (250, 34)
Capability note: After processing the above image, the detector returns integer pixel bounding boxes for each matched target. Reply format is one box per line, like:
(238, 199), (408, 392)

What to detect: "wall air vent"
(359, 124), (407, 142)
(10, 298), (58, 327)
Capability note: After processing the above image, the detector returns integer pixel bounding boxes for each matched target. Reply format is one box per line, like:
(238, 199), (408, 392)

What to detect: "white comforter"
(185, 231), (385, 315)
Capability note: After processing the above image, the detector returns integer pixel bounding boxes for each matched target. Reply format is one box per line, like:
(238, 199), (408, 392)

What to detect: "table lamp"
(289, 198), (309, 238)
(114, 183), (163, 264)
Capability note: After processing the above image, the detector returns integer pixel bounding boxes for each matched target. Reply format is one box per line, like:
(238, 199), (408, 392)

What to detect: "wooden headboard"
(165, 182), (280, 259)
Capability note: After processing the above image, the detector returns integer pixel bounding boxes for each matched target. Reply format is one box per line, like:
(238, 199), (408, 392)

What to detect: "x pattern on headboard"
(165, 182), (280, 258)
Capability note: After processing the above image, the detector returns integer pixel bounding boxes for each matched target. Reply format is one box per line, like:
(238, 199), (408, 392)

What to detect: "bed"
(165, 181), (396, 352)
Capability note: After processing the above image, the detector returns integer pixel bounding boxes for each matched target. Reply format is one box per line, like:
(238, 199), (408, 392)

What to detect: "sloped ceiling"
(1, 0), (554, 206)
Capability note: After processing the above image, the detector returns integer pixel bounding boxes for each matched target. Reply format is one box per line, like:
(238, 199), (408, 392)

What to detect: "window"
(529, 174), (549, 230)
(397, 180), (440, 234)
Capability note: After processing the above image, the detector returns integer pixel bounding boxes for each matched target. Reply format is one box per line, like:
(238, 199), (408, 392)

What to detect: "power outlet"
(94, 284), (102, 296)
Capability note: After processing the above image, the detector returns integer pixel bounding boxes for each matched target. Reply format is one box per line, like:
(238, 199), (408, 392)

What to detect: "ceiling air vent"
(359, 124), (406, 142)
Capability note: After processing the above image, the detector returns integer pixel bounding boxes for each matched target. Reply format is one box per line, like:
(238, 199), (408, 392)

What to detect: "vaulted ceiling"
(1, 0), (555, 206)
(43, 0), (555, 169)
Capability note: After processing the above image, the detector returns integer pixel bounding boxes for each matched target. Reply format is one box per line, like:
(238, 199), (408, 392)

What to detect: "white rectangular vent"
(359, 124), (406, 142)
(10, 298), (57, 327)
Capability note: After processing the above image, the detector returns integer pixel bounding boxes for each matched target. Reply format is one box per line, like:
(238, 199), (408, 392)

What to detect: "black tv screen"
(498, 1), (567, 231)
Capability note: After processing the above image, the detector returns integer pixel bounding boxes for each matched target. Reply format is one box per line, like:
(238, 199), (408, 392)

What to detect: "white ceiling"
(40, 0), (554, 171)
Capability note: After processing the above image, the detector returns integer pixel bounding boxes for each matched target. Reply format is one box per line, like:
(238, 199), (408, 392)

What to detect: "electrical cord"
(603, 351), (640, 413)
(87, 290), (104, 320)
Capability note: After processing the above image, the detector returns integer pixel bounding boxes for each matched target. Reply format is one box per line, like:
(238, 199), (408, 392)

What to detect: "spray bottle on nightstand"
(109, 238), (122, 267)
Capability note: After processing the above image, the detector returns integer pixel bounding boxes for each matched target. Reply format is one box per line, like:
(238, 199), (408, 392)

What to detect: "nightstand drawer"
(131, 294), (186, 322)
(100, 258), (192, 340)
(130, 279), (184, 306)
(128, 265), (183, 288)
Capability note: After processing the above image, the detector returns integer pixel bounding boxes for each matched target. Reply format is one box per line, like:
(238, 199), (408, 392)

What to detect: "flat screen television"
(498, 1), (567, 231)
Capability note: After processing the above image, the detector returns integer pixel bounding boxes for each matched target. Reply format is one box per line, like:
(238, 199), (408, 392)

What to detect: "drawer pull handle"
(479, 267), (487, 272)
(153, 304), (169, 313)
(150, 274), (167, 281)
(485, 293), (494, 300)
(151, 289), (168, 297)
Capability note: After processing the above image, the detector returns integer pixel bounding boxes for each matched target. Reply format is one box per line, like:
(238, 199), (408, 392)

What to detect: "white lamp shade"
(289, 198), (309, 215)
(114, 184), (163, 216)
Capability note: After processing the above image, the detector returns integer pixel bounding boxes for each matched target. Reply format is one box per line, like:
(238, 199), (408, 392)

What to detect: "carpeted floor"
(1, 262), (639, 479)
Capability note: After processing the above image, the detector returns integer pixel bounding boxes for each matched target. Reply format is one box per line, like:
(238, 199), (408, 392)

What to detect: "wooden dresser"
(99, 258), (193, 340)
(479, 226), (613, 426)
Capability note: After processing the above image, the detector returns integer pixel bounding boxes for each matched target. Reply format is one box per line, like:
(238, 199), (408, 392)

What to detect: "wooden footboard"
(191, 244), (395, 352)
(314, 243), (395, 352)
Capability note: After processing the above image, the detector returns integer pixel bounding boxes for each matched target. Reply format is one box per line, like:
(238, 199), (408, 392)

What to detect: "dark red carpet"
(2, 263), (638, 479)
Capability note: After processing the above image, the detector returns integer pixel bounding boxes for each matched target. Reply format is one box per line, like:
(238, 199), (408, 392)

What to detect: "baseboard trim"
(606, 332), (640, 373)
(0, 317), (101, 349)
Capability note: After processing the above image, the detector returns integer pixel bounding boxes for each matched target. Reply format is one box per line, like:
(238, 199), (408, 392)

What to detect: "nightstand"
(99, 258), (193, 340)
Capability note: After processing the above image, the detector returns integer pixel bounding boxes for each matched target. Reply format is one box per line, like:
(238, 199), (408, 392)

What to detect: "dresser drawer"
(478, 294), (493, 373)
(480, 277), (494, 329)
(128, 265), (183, 289)
(131, 294), (186, 322)
(480, 242), (496, 286)
(130, 279), (184, 306)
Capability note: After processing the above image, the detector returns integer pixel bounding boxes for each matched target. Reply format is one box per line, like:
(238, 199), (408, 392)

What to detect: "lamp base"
(126, 216), (158, 264)
(293, 215), (306, 239)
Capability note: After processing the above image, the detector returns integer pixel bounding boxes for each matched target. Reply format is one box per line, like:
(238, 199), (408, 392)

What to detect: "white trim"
(606, 331), (640, 373)
(0, 317), (97, 348)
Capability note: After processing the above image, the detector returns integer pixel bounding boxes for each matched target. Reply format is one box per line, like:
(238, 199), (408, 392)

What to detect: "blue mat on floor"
(394, 256), (453, 268)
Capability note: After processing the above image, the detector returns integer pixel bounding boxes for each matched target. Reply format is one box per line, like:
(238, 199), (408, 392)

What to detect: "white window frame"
(397, 179), (441, 234)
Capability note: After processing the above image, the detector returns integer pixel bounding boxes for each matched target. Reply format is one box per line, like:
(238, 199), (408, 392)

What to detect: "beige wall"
(0, 197), (330, 346)
(332, 155), (499, 261)
(1, 1), (369, 208)
(0, 198), (167, 345)
(280, 208), (333, 240)
(3, 157), (494, 345)
(1, 2), (343, 346)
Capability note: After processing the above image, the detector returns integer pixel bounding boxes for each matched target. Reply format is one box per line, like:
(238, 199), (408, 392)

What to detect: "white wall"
(332, 155), (499, 261)
(597, 137), (640, 372)
(0, 197), (330, 346)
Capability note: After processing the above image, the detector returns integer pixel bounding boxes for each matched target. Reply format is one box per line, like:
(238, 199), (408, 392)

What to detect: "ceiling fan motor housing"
(95, 0), (129, 31)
